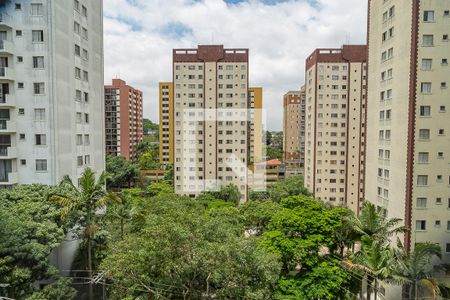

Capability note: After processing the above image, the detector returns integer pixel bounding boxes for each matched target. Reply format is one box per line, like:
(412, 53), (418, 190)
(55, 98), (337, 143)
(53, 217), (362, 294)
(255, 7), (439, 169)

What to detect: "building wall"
(283, 88), (305, 170)
(249, 87), (263, 163)
(105, 79), (143, 161)
(367, 0), (450, 263)
(159, 82), (173, 164)
(0, 0), (104, 186)
(304, 45), (367, 213)
(172, 45), (249, 201)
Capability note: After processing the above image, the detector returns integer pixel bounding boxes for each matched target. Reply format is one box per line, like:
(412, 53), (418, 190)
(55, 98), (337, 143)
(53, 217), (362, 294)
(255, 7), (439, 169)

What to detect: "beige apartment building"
(283, 87), (306, 175)
(304, 45), (367, 214)
(159, 82), (173, 164)
(367, 0), (450, 274)
(170, 45), (258, 201)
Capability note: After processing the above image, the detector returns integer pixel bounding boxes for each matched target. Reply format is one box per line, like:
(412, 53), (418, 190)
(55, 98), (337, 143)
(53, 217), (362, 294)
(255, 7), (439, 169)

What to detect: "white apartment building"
(367, 0), (450, 273)
(304, 45), (367, 214)
(0, 0), (104, 186)
(172, 45), (250, 201)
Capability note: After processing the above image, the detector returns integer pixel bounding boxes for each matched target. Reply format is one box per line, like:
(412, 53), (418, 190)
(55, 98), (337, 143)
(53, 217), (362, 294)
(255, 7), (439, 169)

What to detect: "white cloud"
(104, 0), (367, 131)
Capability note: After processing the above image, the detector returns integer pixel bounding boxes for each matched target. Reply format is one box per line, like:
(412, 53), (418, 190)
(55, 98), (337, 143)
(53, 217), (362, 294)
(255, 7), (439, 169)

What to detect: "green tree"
(105, 155), (139, 188)
(0, 185), (75, 299)
(239, 200), (282, 234)
(207, 183), (242, 205)
(267, 176), (311, 203)
(146, 181), (174, 197)
(163, 163), (174, 185)
(138, 152), (160, 170)
(49, 168), (119, 300)
(393, 241), (443, 299)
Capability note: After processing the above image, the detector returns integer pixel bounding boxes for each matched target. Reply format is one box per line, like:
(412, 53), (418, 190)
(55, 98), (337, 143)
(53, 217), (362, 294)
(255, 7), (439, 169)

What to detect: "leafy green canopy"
(0, 185), (76, 299)
(101, 194), (282, 299)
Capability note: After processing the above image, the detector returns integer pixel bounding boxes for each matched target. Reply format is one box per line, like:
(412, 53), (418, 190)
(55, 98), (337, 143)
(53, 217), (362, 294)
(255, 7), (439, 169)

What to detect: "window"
(441, 82), (447, 89)
(74, 0), (80, 11)
(423, 11), (434, 22)
(36, 159), (47, 172)
(82, 49), (88, 60)
(20, 159), (26, 166)
(417, 175), (428, 186)
(443, 58), (449, 65)
(75, 67), (81, 78)
(32, 30), (44, 42)
(18, 82), (24, 89)
(417, 198), (427, 208)
(33, 82), (45, 94)
(76, 112), (82, 123)
(83, 71), (88, 81)
(419, 129), (430, 140)
(74, 22), (80, 34)
(420, 106), (431, 116)
(385, 130), (391, 140)
(77, 156), (83, 167)
(84, 92), (89, 102)
(85, 155), (90, 165)
(418, 152), (429, 163)
(19, 134), (25, 140)
(444, 34), (449, 41)
(75, 44), (81, 56)
(438, 129), (445, 135)
(32, 56), (44, 69)
(76, 134), (83, 145)
(416, 220), (426, 231)
(17, 56), (23, 63)
(16, 30), (22, 37)
(423, 35), (434, 46)
(15, 3), (21, 10)
(34, 108), (45, 121)
(82, 5), (87, 17)
(75, 90), (82, 101)
(447, 244), (450, 253)
(84, 113), (89, 123)
(421, 82), (432, 93)
(84, 135), (90, 145)
(422, 59), (432, 70)
(81, 27), (88, 39)
(35, 134), (46, 145)
(448, 221), (450, 231)
(31, 3), (44, 16)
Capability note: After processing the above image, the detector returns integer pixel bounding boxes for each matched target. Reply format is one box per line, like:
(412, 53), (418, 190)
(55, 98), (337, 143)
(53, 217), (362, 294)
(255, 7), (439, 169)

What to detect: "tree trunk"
(88, 236), (93, 300)
(414, 281), (418, 300)
(374, 279), (378, 300)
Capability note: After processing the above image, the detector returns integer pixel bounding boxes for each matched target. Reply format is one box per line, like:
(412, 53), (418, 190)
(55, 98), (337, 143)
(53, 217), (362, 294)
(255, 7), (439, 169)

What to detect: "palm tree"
(345, 240), (402, 300)
(392, 240), (442, 299)
(50, 168), (119, 300)
(350, 202), (405, 247)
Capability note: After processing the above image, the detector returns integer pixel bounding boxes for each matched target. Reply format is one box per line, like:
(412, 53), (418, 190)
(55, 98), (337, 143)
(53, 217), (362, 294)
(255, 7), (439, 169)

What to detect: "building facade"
(105, 79), (143, 161)
(367, 0), (450, 267)
(304, 45), (367, 214)
(249, 159), (285, 191)
(172, 45), (251, 201)
(159, 82), (173, 164)
(248, 87), (263, 163)
(283, 86), (306, 174)
(0, 0), (104, 186)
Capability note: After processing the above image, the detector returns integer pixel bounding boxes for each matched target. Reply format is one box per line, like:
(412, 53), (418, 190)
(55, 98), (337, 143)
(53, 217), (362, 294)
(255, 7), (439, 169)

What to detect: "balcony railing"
(0, 146), (8, 156)
(0, 120), (7, 130)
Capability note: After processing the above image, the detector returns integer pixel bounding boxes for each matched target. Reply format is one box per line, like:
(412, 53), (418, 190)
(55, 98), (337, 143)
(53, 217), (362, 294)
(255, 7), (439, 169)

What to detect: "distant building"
(0, 0), (104, 186)
(159, 82), (173, 164)
(248, 87), (263, 163)
(283, 86), (306, 175)
(304, 45), (367, 214)
(105, 79), (143, 161)
(250, 159), (286, 191)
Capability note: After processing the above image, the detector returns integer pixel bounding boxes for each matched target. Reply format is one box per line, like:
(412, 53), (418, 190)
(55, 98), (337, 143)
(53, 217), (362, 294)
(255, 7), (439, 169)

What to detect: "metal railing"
(0, 146), (8, 156)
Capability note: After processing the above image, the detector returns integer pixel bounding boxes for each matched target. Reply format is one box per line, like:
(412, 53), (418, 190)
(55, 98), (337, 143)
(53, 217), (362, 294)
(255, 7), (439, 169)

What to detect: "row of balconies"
(0, 67), (15, 81)
(0, 146), (18, 159)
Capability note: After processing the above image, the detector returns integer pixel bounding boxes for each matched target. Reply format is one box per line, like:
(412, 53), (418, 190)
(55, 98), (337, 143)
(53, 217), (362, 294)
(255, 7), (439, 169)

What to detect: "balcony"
(0, 67), (15, 81)
(0, 120), (16, 133)
(0, 146), (17, 159)
(0, 40), (14, 54)
(0, 172), (18, 185)
(0, 94), (16, 107)
(0, 13), (12, 29)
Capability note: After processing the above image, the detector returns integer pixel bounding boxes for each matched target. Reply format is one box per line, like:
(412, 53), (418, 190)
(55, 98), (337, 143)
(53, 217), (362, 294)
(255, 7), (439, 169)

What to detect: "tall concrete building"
(283, 86), (306, 174)
(248, 87), (263, 163)
(159, 82), (173, 165)
(367, 0), (450, 265)
(171, 45), (254, 201)
(105, 79), (143, 161)
(0, 0), (104, 186)
(304, 45), (367, 214)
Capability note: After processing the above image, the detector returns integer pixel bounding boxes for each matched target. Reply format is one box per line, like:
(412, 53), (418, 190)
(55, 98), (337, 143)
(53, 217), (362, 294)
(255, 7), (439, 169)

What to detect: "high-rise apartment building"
(283, 86), (306, 173)
(248, 87), (263, 163)
(0, 0), (104, 186)
(367, 0), (450, 264)
(171, 45), (252, 201)
(159, 82), (174, 165)
(304, 45), (367, 214)
(105, 79), (143, 161)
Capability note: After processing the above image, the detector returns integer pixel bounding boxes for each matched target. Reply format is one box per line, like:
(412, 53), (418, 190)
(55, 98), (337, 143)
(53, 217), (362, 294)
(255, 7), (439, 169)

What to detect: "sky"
(104, 0), (368, 131)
